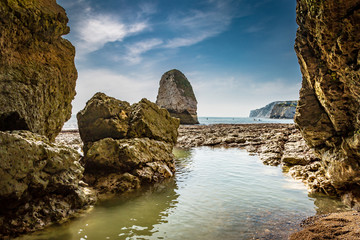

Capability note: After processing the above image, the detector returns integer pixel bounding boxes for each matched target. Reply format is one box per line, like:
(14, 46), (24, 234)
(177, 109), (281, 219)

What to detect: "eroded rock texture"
(295, 0), (360, 208)
(77, 93), (180, 195)
(156, 69), (199, 124)
(0, 131), (95, 237)
(0, 0), (77, 141)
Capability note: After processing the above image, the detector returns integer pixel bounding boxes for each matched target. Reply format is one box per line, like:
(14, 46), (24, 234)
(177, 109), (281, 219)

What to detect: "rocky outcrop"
(77, 93), (180, 195)
(0, 0), (77, 141)
(294, 0), (360, 208)
(156, 69), (199, 124)
(249, 101), (297, 119)
(0, 131), (95, 238)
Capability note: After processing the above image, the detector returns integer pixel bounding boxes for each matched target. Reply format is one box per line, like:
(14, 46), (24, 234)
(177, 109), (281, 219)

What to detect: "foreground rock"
(289, 211), (360, 240)
(156, 69), (199, 124)
(77, 93), (180, 195)
(0, 131), (95, 238)
(0, 0), (77, 141)
(249, 101), (297, 119)
(294, 0), (360, 209)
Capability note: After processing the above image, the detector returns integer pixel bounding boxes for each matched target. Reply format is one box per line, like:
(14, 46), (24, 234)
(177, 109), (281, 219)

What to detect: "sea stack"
(156, 69), (199, 124)
(294, 0), (360, 208)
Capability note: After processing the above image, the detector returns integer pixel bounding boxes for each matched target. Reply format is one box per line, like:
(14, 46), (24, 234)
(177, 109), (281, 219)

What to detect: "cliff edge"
(249, 101), (297, 119)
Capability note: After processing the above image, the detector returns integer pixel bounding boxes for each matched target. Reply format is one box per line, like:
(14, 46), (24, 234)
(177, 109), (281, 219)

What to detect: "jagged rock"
(0, 131), (95, 237)
(84, 138), (173, 174)
(156, 69), (199, 124)
(78, 93), (179, 195)
(77, 92), (131, 143)
(77, 93), (179, 145)
(0, 0), (77, 141)
(294, 0), (360, 208)
(129, 98), (180, 144)
(249, 101), (297, 119)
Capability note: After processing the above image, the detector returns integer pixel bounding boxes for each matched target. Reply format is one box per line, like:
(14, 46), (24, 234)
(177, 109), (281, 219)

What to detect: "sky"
(57, 0), (301, 117)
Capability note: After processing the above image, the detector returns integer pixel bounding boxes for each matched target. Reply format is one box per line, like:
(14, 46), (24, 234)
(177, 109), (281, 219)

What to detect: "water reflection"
(17, 147), (349, 240)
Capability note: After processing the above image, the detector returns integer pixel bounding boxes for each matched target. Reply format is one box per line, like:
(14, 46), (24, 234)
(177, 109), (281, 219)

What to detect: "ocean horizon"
(62, 115), (294, 130)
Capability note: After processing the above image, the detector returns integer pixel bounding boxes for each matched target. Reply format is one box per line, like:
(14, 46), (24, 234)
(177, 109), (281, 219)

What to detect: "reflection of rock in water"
(15, 178), (180, 240)
(310, 193), (351, 214)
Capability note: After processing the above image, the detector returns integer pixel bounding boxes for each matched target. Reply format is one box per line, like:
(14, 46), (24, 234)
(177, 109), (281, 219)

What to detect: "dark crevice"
(0, 112), (29, 131)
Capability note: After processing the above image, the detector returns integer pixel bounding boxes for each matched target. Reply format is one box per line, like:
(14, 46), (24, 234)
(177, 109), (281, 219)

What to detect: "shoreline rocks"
(0, 130), (95, 238)
(294, 0), (360, 210)
(156, 69), (199, 124)
(77, 93), (180, 196)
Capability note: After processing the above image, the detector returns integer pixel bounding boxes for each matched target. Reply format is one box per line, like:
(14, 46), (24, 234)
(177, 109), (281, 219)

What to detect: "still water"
(18, 147), (348, 240)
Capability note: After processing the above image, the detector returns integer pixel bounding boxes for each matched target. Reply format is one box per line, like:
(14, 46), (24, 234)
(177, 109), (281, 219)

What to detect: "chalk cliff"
(294, 0), (360, 208)
(156, 69), (199, 124)
(249, 101), (297, 119)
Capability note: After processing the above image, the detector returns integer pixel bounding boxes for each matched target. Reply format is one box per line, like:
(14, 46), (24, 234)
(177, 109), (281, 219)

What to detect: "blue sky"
(58, 0), (301, 117)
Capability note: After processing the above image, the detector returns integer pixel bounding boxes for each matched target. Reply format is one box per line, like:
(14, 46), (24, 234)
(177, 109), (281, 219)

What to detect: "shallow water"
(18, 147), (348, 240)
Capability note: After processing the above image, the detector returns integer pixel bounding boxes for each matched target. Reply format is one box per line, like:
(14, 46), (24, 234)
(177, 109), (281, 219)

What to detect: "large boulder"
(156, 69), (199, 124)
(0, 131), (95, 237)
(77, 93), (179, 195)
(77, 92), (131, 143)
(0, 0), (77, 141)
(294, 0), (360, 208)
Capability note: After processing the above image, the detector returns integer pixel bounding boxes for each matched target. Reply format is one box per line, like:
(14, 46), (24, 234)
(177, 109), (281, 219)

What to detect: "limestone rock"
(84, 138), (173, 173)
(0, 131), (95, 237)
(78, 93), (179, 195)
(77, 93), (180, 145)
(129, 98), (180, 144)
(0, 0), (77, 141)
(77, 92), (131, 143)
(156, 69), (199, 124)
(249, 101), (297, 119)
(295, 0), (360, 208)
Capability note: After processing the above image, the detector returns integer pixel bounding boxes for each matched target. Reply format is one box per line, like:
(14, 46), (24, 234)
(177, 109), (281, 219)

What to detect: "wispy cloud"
(76, 15), (147, 56)
(124, 38), (163, 64)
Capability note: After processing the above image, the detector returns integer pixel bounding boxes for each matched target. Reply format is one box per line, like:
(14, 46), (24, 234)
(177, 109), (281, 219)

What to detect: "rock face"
(0, 131), (95, 237)
(249, 101), (297, 119)
(156, 69), (199, 124)
(0, 0), (77, 141)
(77, 93), (180, 195)
(294, 0), (360, 208)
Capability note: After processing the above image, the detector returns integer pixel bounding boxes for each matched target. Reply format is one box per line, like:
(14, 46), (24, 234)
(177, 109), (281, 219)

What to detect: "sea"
(62, 115), (294, 130)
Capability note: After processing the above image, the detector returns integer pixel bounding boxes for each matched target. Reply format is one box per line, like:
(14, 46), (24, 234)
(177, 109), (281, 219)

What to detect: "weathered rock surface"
(78, 93), (179, 195)
(249, 101), (297, 119)
(77, 93), (179, 145)
(156, 69), (199, 124)
(290, 211), (360, 240)
(0, 131), (95, 238)
(294, 0), (360, 209)
(0, 0), (77, 141)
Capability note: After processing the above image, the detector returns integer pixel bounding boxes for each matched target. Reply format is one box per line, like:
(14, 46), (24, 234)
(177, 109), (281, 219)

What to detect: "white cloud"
(124, 38), (163, 64)
(75, 14), (148, 56)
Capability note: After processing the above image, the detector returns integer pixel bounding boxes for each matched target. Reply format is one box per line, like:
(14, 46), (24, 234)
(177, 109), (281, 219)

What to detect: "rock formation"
(294, 0), (360, 208)
(0, 131), (95, 237)
(0, 1), (93, 238)
(77, 93), (180, 195)
(156, 69), (199, 124)
(249, 101), (297, 119)
(0, 0), (77, 141)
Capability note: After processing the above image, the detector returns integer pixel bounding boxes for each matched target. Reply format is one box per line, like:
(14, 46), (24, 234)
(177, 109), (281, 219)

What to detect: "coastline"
(57, 123), (357, 239)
